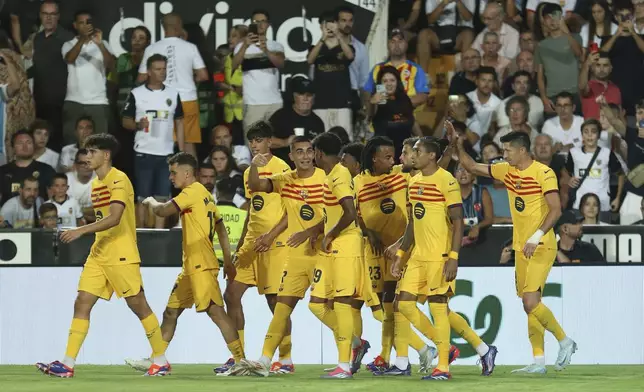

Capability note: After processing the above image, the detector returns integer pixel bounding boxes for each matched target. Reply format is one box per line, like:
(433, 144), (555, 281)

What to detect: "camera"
(464, 216), (479, 226)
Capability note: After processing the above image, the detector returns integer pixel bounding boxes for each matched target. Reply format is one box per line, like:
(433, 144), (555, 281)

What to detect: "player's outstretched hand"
(522, 242), (537, 259)
(390, 257), (403, 279)
(321, 234), (335, 253)
(287, 230), (311, 248)
(254, 232), (274, 253)
(251, 153), (270, 167)
(60, 228), (82, 243)
(366, 230), (385, 257)
(141, 196), (156, 206)
(443, 258), (458, 282)
(223, 260), (236, 281)
(384, 242), (401, 261)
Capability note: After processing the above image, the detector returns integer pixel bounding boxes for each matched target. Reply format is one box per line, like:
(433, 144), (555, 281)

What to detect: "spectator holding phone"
(456, 162), (493, 246)
(579, 52), (621, 120)
(579, 0), (617, 55)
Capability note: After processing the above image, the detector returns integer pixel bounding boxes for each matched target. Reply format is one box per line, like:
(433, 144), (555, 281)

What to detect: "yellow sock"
(449, 311), (483, 348)
(262, 303), (293, 358)
(238, 330), (245, 350)
(141, 314), (167, 357)
(308, 302), (338, 335)
(429, 302), (450, 372)
(381, 302), (394, 362)
(372, 307), (384, 323)
(334, 302), (354, 364)
(528, 313), (545, 357)
(530, 302), (566, 341)
(64, 318), (89, 361)
(227, 339), (245, 362)
(393, 311), (410, 358)
(278, 334), (292, 361)
(352, 307), (363, 338)
(398, 300), (437, 342)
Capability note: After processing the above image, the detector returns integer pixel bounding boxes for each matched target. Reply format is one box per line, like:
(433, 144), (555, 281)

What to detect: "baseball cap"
(291, 76), (315, 94)
(389, 28), (405, 40)
(555, 210), (583, 232)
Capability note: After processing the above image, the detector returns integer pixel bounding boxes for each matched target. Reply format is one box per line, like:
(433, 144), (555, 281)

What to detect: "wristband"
(396, 249), (406, 258)
(527, 229), (545, 245)
(448, 251), (459, 260)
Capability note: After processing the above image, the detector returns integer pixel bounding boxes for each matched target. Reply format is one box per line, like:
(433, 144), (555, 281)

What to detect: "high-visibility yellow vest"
(214, 203), (247, 260)
(223, 55), (243, 123)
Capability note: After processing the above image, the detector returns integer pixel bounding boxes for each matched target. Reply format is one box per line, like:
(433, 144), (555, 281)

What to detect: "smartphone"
(248, 23), (258, 35)
(376, 84), (387, 104)
(639, 119), (644, 128)
(590, 42), (599, 53)
(449, 95), (460, 104)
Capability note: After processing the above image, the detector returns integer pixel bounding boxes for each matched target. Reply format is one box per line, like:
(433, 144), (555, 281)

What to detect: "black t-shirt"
(0, 160), (56, 206)
(607, 35), (644, 115)
(373, 95), (415, 161)
(558, 240), (606, 263)
(32, 27), (75, 105)
(548, 154), (566, 187)
(448, 73), (477, 96)
(269, 107), (325, 168)
(624, 127), (644, 197)
(388, 0), (428, 33)
(310, 44), (354, 109)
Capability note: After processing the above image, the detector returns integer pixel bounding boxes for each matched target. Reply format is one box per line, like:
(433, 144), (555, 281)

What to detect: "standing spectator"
(466, 66), (502, 147)
(47, 173), (84, 228)
(61, 10), (114, 144)
(210, 125), (251, 172)
(0, 130), (55, 205)
(31, 0), (74, 152)
(495, 71), (544, 129)
(308, 13), (355, 136)
(7, 0), (42, 56)
(39, 202), (59, 229)
(370, 66), (422, 160)
(124, 54), (185, 228)
(502, 50), (538, 98)
(601, 2), (644, 121)
(66, 149), (95, 223)
(198, 163), (217, 196)
(565, 119), (624, 220)
(416, 0), (476, 73)
(579, 192), (610, 224)
(579, 52), (621, 120)
(456, 162), (493, 246)
(231, 9), (285, 138)
(555, 210), (606, 263)
(533, 133), (569, 188)
(472, 2), (521, 59)
(479, 32), (512, 84)
(493, 95), (538, 146)
(542, 92), (584, 156)
(535, 3), (583, 115)
(223, 25), (247, 143)
(579, 0), (617, 53)
(31, 119), (59, 170)
(138, 14), (208, 158)
(58, 116), (94, 172)
(448, 48), (480, 95)
(526, 0), (577, 30)
(269, 77), (325, 167)
(0, 176), (42, 228)
(365, 29), (429, 108)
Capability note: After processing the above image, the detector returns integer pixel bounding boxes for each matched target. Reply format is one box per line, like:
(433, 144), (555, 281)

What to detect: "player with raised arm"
(454, 123), (577, 374)
(36, 134), (170, 377)
(124, 152), (245, 376)
(230, 136), (328, 377)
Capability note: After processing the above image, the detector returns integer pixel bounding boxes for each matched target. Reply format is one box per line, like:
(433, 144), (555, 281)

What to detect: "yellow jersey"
(270, 168), (327, 257)
(243, 156), (290, 247)
(214, 202), (247, 260)
(489, 160), (558, 251)
(323, 163), (362, 257)
(172, 181), (222, 275)
(408, 168), (462, 261)
(355, 166), (409, 246)
(89, 168), (139, 264)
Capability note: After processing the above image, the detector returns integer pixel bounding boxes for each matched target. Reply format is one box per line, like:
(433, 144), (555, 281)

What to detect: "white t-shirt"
(579, 23), (618, 48)
(568, 147), (614, 211)
(139, 37), (206, 102)
(526, 0), (577, 13)
(541, 115), (584, 154)
(59, 144), (79, 171)
(425, 0), (476, 27)
(62, 38), (114, 105)
(36, 148), (60, 170)
(495, 94), (544, 129)
(466, 90), (502, 137)
(232, 145), (251, 168)
(47, 197), (83, 228)
(234, 40), (285, 106)
(0, 196), (42, 228)
(66, 171), (95, 209)
(472, 23), (521, 60)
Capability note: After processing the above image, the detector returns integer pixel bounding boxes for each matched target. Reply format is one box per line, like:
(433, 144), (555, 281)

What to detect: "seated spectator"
(269, 76), (325, 167)
(579, 192), (611, 225)
(493, 96), (538, 147)
(59, 116), (94, 172)
(541, 92), (584, 156)
(371, 65), (422, 160)
(339, 142), (364, 177)
(502, 50), (538, 98)
(448, 48), (480, 96)
(198, 163), (217, 196)
(565, 119), (624, 219)
(39, 202), (59, 229)
(0, 130), (56, 205)
(0, 177), (42, 228)
(210, 125), (251, 172)
(456, 162), (493, 246)
(533, 134), (569, 189)
(328, 126), (351, 145)
(479, 32), (512, 84)
(438, 120), (478, 172)
(208, 145), (244, 200)
(479, 142), (512, 223)
(31, 120), (60, 170)
(535, 3), (583, 114)
(579, 52), (621, 120)
(495, 71), (544, 129)
(472, 2), (520, 59)
(579, 0), (617, 53)
(439, 95), (481, 150)
(47, 173), (84, 228)
(466, 67), (502, 148)
(519, 29), (535, 53)
(556, 210), (606, 263)
(66, 149), (95, 223)
(632, 198), (644, 225)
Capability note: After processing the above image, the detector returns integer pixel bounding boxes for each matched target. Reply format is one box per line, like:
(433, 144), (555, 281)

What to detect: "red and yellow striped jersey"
(323, 163), (362, 257)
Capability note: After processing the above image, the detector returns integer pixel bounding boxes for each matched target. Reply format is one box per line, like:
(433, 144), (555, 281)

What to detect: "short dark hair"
(512, 70), (532, 85)
(147, 54), (167, 70)
(403, 136), (419, 148)
(41, 0), (60, 11)
(39, 202), (58, 216)
(614, 2), (634, 13)
(75, 148), (88, 162)
(335, 5), (355, 19)
(251, 9), (270, 21)
(167, 152), (198, 173)
(290, 135), (312, 151)
(327, 126), (350, 145)
(246, 121), (273, 140)
(555, 91), (575, 105)
(133, 25), (152, 43)
(74, 9), (92, 22)
(541, 2), (563, 16)
(320, 11), (336, 23)
(500, 131), (531, 151)
(76, 115), (95, 129)
(636, 98), (644, 110)
(598, 52), (611, 61)
(83, 134), (120, 157)
(312, 132), (343, 156)
(477, 66), (497, 80)
(200, 163), (216, 172)
(216, 177), (237, 201)
(51, 173), (68, 185)
(505, 95), (530, 117)
(21, 176), (38, 188)
(481, 141), (502, 155)
(360, 136), (394, 174)
(29, 119), (51, 134)
(415, 136), (444, 160)
(451, 121), (467, 134)
(340, 142), (365, 164)
(581, 118), (601, 134)
(11, 129), (34, 147)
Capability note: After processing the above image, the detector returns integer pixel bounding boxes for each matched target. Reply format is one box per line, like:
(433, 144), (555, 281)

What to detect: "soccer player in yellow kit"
(456, 129), (577, 374)
(124, 152), (245, 375)
(231, 136), (328, 377)
(36, 134), (169, 378)
(219, 122), (292, 374)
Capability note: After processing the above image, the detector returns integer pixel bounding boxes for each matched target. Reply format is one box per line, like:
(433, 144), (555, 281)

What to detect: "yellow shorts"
(310, 253), (334, 300)
(166, 269), (224, 312)
(330, 254), (363, 299)
(78, 260), (142, 300)
(278, 254), (318, 298)
(396, 258), (454, 298)
(358, 258), (381, 307)
(175, 100), (201, 143)
(515, 246), (556, 297)
(257, 247), (288, 295)
(364, 246), (396, 292)
(233, 239), (258, 287)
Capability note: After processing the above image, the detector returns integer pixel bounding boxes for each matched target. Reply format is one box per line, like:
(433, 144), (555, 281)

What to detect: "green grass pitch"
(2, 365), (644, 392)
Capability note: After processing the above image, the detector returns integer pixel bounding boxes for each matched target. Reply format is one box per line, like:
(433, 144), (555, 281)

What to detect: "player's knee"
(163, 307), (181, 323)
(522, 296), (539, 313)
(397, 300), (416, 318)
